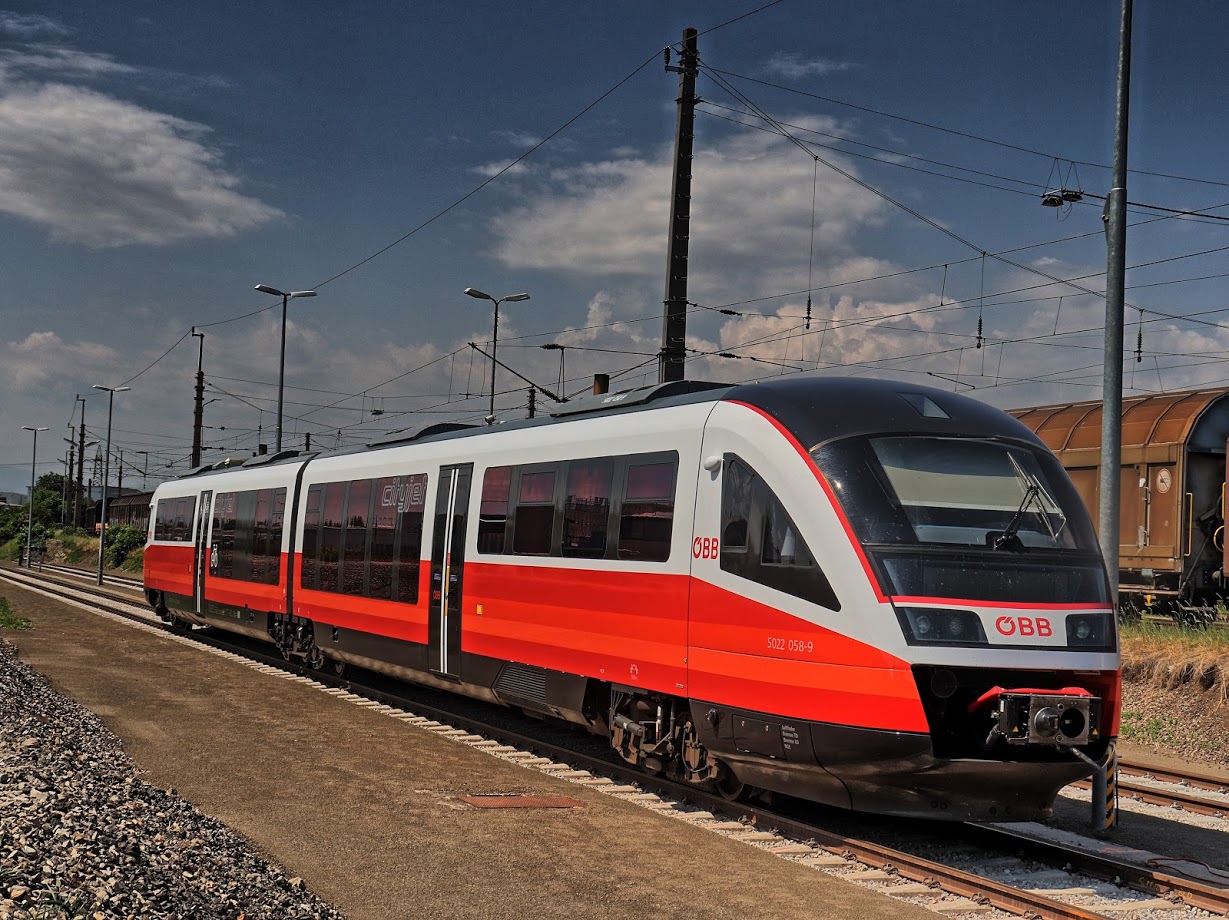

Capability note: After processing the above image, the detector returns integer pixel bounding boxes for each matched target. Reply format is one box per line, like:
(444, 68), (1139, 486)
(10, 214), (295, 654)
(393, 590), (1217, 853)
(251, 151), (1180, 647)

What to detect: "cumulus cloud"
(0, 24), (280, 247)
(488, 117), (883, 297)
(0, 331), (119, 388)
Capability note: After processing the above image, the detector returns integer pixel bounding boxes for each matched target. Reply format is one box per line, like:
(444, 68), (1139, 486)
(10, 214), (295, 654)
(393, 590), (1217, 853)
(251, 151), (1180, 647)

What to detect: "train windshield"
(813, 436), (1106, 604)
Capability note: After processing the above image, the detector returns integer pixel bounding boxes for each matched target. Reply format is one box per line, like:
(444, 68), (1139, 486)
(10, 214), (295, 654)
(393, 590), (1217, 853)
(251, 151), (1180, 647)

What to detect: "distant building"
(0, 491), (26, 507)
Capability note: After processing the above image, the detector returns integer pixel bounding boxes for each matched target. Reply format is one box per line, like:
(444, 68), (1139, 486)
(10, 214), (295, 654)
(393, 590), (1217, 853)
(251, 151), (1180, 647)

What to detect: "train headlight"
(1064, 612), (1115, 651)
(895, 607), (988, 647)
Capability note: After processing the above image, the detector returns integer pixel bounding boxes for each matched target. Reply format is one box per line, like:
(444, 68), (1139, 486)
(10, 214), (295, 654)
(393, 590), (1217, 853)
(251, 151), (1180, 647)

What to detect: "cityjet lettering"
(994, 615), (1052, 638)
(380, 475), (427, 513)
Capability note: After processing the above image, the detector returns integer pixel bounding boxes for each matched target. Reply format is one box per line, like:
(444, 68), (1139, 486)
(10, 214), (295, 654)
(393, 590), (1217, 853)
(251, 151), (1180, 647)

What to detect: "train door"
(429, 464), (472, 678)
(192, 490), (212, 616)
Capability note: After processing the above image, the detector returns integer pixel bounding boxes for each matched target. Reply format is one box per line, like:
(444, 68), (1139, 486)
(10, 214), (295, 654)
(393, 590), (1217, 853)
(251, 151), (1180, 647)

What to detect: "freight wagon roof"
(1007, 386), (1229, 454)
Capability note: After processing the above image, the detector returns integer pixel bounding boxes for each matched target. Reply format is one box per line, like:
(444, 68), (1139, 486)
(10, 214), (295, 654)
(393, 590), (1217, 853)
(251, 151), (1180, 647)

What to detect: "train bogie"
(145, 377), (1120, 821)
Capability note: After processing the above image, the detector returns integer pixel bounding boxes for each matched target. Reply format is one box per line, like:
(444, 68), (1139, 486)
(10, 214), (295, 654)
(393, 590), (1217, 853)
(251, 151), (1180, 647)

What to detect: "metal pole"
(23, 427), (46, 567)
(1098, 0), (1133, 595)
(75, 396), (86, 530)
(489, 298), (501, 424)
(276, 294), (288, 453)
(97, 391), (113, 584)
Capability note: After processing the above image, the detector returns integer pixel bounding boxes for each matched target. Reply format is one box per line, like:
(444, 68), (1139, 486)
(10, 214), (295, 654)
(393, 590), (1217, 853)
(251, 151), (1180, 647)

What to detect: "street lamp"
(464, 287), (530, 424)
(21, 426), (48, 568)
(92, 384), (130, 585)
(254, 284), (316, 452)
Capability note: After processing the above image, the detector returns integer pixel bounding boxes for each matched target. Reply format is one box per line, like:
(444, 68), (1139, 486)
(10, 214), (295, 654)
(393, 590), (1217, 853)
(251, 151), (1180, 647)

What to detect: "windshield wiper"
(993, 484), (1040, 551)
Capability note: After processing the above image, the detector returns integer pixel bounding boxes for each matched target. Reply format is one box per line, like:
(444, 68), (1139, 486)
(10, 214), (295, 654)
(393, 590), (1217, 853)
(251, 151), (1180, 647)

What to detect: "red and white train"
(144, 377), (1120, 820)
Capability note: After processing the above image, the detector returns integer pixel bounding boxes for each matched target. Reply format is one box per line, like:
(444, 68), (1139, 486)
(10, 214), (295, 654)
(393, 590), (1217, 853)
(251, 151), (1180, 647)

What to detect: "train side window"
(394, 473), (428, 604)
(478, 466), (512, 554)
(300, 485), (322, 589)
(369, 477), (399, 600)
(268, 488), (286, 585)
(154, 500), (173, 541)
(513, 468), (557, 555)
(720, 454), (840, 612)
(171, 498), (188, 541)
(319, 482), (345, 592)
(181, 497), (197, 543)
(250, 489), (272, 584)
(617, 457), (677, 562)
(213, 491), (238, 579)
(720, 457), (753, 551)
(343, 479), (371, 596)
(562, 460), (614, 558)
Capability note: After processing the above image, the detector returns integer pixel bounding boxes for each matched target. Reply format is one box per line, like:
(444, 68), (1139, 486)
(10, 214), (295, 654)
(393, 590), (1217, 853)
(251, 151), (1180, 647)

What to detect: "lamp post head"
(464, 287), (493, 302)
(23, 426), (49, 433)
(256, 284), (315, 299)
(92, 384), (130, 394)
(503, 293), (531, 303)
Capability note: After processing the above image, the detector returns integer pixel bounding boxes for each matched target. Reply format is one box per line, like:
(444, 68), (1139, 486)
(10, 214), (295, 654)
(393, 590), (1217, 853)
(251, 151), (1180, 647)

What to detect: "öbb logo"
(994, 615), (1052, 637)
(692, 537), (719, 559)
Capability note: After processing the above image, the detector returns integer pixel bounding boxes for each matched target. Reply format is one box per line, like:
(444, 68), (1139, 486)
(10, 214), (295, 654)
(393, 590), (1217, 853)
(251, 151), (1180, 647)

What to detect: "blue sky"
(4, 1), (1229, 495)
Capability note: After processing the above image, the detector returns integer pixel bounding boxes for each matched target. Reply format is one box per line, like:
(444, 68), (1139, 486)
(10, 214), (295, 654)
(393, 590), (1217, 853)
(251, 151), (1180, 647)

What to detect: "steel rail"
(965, 823), (1229, 915)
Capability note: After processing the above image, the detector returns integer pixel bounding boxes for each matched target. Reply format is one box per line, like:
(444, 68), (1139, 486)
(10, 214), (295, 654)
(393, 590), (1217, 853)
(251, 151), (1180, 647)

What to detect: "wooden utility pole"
(659, 27), (698, 383)
(191, 329), (205, 467)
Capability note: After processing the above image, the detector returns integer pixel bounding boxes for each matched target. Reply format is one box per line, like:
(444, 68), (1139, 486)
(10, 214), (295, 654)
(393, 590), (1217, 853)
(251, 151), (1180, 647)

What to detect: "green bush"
(121, 545), (145, 573)
(0, 536), (20, 562)
(103, 524), (146, 569)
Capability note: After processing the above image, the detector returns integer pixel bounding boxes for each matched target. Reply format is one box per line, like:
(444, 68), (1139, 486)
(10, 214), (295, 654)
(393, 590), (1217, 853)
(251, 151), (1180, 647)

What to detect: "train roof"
(167, 376), (1043, 484)
(1008, 386), (1229, 455)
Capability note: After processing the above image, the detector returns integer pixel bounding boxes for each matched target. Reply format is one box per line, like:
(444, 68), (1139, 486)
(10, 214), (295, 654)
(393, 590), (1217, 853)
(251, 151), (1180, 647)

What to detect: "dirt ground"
(0, 581), (937, 920)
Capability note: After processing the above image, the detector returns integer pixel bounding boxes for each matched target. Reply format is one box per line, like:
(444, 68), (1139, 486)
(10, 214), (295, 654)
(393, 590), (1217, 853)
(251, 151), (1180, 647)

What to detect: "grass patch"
(1118, 709), (1185, 746)
(0, 596), (32, 630)
(1120, 620), (1228, 700)
(120, 545), (144, 573)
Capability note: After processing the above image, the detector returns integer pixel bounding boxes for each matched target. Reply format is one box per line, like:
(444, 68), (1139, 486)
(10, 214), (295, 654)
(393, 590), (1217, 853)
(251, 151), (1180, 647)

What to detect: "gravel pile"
(0, 640), (346, 920)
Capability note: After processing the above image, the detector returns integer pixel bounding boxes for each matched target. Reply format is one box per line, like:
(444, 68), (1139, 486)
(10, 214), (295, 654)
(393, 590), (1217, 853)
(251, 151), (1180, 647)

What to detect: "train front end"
(811, 418), (1118, 818)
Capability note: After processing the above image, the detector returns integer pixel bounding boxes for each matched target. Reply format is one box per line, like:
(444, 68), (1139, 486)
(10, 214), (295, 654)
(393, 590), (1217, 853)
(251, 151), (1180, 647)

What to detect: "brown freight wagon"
(1009, 387), (1229, 623)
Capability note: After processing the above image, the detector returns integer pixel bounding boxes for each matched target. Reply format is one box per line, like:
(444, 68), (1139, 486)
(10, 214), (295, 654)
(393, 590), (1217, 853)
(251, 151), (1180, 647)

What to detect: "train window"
(154, 500), (173, 541)
(720, 454), (839, 611)
(617, 458), (676, 562)
(394, 473), (428, 604)
(720, 458), (753, 551)
(213, 491), (238, 578)
(562, 460), (614, 558)
(513, 468), (557, 555)
(369, 477), (399, 600)
(250, 489), (272, 583)
(268, 488), (286, 584)
(300, 485), (322, 589)
(343, 480), (371, 596)
(319, 482), (345, 592)
(478, 466), (512, 554)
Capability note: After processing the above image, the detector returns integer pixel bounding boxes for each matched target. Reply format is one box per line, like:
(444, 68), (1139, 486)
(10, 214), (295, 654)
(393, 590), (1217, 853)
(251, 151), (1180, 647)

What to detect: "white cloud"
(0, 45), (136, 79)
(0, 80), (282, 246)
(0, 331), (119, 388)
(0, 12), (68, 39)
(488, 117), (884, 298)
(761, 52), (855, 80)
(0, 27), (278, 247)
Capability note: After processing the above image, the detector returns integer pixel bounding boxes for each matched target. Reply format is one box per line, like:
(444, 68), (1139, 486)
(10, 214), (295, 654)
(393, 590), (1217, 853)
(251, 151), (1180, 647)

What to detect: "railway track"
(2, 564), (1227, 919)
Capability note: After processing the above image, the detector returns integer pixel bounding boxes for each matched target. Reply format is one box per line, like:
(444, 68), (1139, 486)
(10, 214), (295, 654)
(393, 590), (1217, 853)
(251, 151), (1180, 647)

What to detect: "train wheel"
(714, 764), (746, 801)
